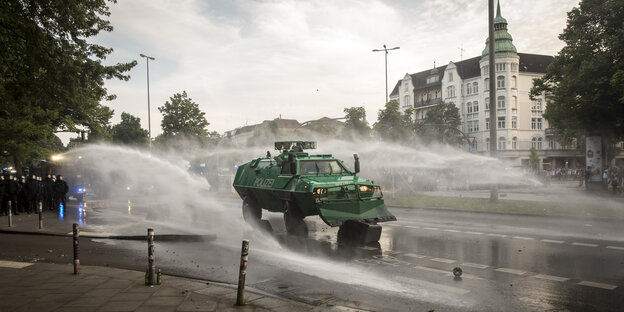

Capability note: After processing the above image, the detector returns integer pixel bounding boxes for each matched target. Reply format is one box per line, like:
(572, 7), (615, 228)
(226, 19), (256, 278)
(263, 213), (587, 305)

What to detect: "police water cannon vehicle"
(232, 141), (396, 244)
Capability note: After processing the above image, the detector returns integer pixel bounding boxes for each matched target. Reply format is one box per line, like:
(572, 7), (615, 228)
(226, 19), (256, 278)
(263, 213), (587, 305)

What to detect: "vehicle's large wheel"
(283, 201), (308, 237)
(242, 196), (261, 223)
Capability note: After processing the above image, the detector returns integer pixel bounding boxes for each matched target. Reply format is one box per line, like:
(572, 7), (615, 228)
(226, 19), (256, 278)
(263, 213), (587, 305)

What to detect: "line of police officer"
(0, 174), (69, 216)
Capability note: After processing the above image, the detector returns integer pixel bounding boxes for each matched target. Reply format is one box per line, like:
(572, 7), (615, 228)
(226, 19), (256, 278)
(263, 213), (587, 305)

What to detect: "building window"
(473, 120), (479, 132)
(467, 102), (473, 113)
(497, 116), (505, 129)
(467, 83), (472, 95)
(404, 80), (409, 92)
(498, 137), (506, 150)
(549, 139), (555, 150)
(484, 78), (489, 91)
(427, 75), (439, 84)
(497, 75), (505, 89)
(512, 96), (518, 109)
(485, 98), (489, 110)
(447, 86), (456, 97)
(435, 90), (441, 98)
(404, 95), (411, 107)
(532, 99), (543, 111)
(511, 76), (517, 89)
(511, 63), (518, 72)
(531, 117), (543, 130)
(473, 82), (478, 93)
(497, 96), (505, 109)
(486, 138), (490, 151)
(496, 63), (506, 72)
(449, 72), (454, 82)
(512, 116), (517, 129)
(482, 66), (489, 75)
(473, 101), (479, 112)
(532, 137), (543, 150)
(486, 118), (490, 130)
(512, 137), (517, 149)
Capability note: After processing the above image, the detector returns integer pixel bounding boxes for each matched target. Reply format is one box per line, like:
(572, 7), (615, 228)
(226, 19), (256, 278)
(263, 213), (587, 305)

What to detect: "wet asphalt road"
(1, 197), (623, 311)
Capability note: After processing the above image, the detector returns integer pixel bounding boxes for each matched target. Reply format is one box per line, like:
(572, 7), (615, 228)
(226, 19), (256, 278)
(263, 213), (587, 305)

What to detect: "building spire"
(481, 0), (517, 59)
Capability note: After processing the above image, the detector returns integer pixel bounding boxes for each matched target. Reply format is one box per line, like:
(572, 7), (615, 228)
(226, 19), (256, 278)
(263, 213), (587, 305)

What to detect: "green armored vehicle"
(233, 141), (396, 243)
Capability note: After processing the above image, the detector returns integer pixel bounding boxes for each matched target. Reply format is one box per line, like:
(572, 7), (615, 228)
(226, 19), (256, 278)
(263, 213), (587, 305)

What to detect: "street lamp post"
(372, 44), (400, 104)
(140, 53), (155, 147)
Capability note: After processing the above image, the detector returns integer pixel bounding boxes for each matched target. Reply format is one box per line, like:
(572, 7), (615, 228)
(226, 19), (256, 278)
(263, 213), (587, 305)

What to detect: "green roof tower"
(481, 0), (518, 59)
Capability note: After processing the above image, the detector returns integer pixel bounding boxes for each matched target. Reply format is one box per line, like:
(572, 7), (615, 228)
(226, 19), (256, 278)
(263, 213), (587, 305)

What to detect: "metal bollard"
(7, 201), (12, 227)
(38, 202), (43, 229)
(236, 239), (250, 306)
(73, 223), (80, 274)
(147, 228), (156, 286)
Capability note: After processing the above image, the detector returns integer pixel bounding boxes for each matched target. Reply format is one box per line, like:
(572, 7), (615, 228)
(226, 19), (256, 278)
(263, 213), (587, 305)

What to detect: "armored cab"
(232, 141), (396, 243)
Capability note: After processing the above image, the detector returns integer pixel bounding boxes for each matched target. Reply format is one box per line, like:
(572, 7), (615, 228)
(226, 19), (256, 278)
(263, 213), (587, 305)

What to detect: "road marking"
(487, 233), (508, 238)
(413, 266), (485, 280)
(572, 242), (598, 247)
(532, 274), (570, 282)
(384, 223), (401, 227)
(541, 239), (565, 244)
(513, 236), (535, 240)
(461, 262), (489, 269)
(443, 229), (461, 233)
(578, 281), (617, 290)
(403, 253), (427, 259)
(405, 225), (421, 229)
(394, 276), (470, 295)
(606, 246), (624, 251)
(423, 227), (439, 231)
(0, 261), (33, 269)
(495, 268), (526, 275)
(430, 258), (456, 264)
(464, 231), (484, 235)
(358, 246), (379, 251)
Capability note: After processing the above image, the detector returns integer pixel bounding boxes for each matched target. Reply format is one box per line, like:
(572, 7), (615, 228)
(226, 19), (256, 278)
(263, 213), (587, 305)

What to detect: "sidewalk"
(0, 261), (317, 312)
(0, 208), (329, 312)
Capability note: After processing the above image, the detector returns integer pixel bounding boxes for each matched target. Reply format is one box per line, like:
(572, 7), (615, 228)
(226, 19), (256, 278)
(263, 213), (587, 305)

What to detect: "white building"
(390, 1), (584, 169)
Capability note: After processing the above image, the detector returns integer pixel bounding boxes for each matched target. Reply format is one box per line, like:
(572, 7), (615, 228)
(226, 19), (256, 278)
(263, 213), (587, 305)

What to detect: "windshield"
(299, 160), (348, 175)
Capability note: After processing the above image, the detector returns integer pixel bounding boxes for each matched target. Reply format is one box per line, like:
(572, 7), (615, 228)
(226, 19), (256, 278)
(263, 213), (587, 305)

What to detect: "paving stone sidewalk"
(0, 260), (323, 312)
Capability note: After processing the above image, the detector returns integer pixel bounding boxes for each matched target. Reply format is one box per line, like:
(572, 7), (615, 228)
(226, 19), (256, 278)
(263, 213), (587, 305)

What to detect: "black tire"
(283, 201), (308, 237)
(242, 196), (261, 223)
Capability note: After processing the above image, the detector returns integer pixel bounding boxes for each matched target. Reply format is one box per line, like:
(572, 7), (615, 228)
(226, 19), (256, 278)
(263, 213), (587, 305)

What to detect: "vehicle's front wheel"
(283, 201), (308, 237)
(242, 195), (261, 223)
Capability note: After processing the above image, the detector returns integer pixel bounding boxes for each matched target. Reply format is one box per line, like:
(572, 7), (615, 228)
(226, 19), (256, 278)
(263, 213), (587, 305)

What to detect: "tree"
(417, 101), (463, 146)
(157, 91), (210, 148)
(529, 147), (540, 170)
(530, 0), (624, 142)
(111, 112), (149, 146)
(342, 107), (371, 138)
(0, 0), (136, 174)
(373, 100), (415, 141)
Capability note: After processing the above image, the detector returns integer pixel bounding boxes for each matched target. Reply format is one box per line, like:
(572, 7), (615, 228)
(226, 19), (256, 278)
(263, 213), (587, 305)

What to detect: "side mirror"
(353, 154), (360, 174)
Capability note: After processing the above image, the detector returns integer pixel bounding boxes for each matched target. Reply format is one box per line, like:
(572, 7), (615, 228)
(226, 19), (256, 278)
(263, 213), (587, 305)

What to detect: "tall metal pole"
(373, 45), (400, 104)
(140, 54), (155, 147)
(488, 0), (498, 202)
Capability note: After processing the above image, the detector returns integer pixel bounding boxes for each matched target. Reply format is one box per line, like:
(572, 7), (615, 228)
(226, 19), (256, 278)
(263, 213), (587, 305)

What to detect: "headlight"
(359, 185), (374, 192)
(313, 188), (327, 195)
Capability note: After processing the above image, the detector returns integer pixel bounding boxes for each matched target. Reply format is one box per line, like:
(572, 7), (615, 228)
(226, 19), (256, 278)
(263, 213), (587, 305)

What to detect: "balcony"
(414, 98), (442, 108)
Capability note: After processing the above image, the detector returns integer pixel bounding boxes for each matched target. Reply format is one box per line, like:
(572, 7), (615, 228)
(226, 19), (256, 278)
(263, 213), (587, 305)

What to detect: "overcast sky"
(83, 0), (579, 141)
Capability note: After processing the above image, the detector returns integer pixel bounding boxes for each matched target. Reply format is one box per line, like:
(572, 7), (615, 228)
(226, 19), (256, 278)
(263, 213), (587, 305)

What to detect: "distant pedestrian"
(54, 175), (69, 209)
(5, 176), (20, 215)
(0, 175), (6, 215)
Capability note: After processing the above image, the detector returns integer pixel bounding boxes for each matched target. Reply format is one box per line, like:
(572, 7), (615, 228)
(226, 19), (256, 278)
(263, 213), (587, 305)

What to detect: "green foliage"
(530, 0), (624, 140)
(373, 100), (415, 141)
(0, 0), (136, 170)
(529, 147), (540, 170)
(417, 101), (463, 146)
(156, 91), (213, 152)
(158, 91), (209, 138)
(342, 107), (371, 138)
(112, 112), (149, 146)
